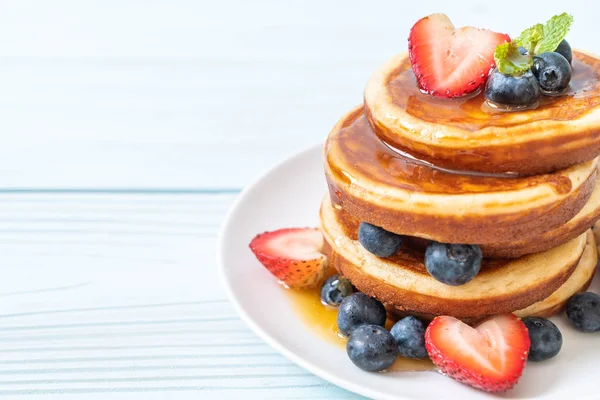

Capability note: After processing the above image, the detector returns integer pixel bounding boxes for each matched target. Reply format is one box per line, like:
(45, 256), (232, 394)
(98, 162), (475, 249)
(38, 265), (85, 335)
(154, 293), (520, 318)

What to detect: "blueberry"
(484, 69), (541, 108)
(567, 292), (600, 332)
(337, 293), (387, 336)
(320, 275), (353, 307)
(424, 242), (482, 286)
(555, 39), (572, 64)
(390, 316), (428, 359)
(347, 324), (399, 371)
(358, 222), (402, 258)
(522, 317), (562, 361)
(532, 52), (571, 93)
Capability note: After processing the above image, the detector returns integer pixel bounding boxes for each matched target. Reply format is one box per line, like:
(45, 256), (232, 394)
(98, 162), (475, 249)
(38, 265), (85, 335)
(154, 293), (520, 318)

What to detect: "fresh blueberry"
(484, 69), (541, 108)
(555, 39), (572, 64)
(424, 242), (482, 286)
(390, 316), (428, 359)
(347, 324), (399, 371)
(522, 317), (562, 361)
(337, 293), (387, 336)
(532, 52), (571, 93)
(358, 222), (402, 258)
(320, 275), (353, 307)
(567, 292), (600, 332)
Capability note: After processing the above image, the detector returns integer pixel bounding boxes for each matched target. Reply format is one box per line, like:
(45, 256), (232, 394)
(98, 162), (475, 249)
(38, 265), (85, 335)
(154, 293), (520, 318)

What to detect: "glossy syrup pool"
(284, 271), (436, 373)
(326, 109), (573, 195)
(387, 51), (600, 131)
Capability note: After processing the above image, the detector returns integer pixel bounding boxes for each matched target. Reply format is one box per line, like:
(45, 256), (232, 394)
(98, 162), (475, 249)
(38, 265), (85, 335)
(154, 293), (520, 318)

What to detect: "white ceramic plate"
(219, 144), (600, 400)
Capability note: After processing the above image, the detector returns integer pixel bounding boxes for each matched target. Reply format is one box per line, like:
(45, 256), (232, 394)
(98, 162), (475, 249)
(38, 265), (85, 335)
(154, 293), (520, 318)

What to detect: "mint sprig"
(535, 13), (574, 53)
(515, 24), (543, 54)
(495, 13), (573, 76)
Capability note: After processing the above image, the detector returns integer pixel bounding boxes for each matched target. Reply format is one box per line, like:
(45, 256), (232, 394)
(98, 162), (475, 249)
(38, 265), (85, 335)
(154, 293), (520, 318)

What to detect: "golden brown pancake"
(387, 230), (596, 322)
(484, 174), (600, 257)
(327, 166), (600, 258)
(364, 50), (600, 175)
(325, 107), (598, 245)
(514, 230), (597, 318)
(320, 197), (587, 320)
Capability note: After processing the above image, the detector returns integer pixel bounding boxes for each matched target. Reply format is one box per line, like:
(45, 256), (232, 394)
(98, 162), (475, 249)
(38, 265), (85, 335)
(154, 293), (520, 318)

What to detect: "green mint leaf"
(494, 42), (533, 76)
(515, 23), (543, 54)
(535, 13), (573, 54)
(494, 12), (573, 76)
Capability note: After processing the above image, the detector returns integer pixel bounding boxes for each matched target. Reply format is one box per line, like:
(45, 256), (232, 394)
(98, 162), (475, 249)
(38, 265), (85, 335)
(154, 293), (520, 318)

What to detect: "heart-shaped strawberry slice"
(249, 228), (328, 288)
(408, 13), (510, 98)
(425, 314), (530, 393)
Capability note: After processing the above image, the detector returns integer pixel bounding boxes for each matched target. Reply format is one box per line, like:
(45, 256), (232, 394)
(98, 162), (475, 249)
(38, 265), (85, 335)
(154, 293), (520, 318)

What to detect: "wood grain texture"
(0, 192), (359, 399)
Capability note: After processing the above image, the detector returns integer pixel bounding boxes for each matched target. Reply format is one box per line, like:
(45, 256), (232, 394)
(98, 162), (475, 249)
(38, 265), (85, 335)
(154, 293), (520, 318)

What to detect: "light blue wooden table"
(0, 1), (595, 398)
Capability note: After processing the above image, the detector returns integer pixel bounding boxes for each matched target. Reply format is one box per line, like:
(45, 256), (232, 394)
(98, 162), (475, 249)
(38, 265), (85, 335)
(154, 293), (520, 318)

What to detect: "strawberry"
(249, 228), (328, 288)
(408, 13), (510, 98)
(425, 314), (530, 393)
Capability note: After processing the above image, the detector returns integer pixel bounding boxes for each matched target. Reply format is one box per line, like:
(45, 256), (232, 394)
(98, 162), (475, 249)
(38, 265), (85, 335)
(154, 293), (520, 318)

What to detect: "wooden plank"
(0, 192), (359, 398)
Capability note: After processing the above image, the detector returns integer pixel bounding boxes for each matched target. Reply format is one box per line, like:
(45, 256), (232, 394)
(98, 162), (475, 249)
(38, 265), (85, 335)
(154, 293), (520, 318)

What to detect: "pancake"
(387, 231), (596, 322)
(364, 50), (600, 175)
(320, 197), (587, 320)
(328, 165), (600, 258)
(484, 172), (600, 257)
(514, 230), (597, 319)
(325, 107), (598, 245)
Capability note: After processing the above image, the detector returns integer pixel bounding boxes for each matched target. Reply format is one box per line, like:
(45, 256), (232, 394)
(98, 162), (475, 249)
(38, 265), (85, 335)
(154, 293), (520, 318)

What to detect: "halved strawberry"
(249, 228), (328, 288)
(408, 13), (510, 97)
(425, 314), (530, 393)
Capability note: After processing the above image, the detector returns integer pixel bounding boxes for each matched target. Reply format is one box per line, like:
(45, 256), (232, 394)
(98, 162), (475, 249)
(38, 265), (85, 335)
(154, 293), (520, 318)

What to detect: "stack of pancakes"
(320, 50), (600, 321)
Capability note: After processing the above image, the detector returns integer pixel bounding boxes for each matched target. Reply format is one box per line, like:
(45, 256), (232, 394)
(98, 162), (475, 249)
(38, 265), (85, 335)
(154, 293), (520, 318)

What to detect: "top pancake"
(364, 50), (600, 175)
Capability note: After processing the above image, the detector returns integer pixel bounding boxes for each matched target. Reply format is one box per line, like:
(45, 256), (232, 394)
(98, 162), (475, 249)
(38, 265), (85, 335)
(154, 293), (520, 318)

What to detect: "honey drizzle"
(388, 52), (600, 131)
(284, 274), (436, 373)
(326, 113), (573, 195)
